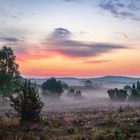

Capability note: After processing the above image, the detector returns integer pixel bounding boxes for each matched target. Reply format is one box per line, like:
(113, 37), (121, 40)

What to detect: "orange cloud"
(9, 28), (139, 77)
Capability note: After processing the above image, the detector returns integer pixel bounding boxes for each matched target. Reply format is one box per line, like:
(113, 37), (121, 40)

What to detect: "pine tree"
(10, 80), (44, 123)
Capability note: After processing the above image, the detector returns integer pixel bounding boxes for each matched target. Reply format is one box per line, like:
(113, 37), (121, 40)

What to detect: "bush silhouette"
(42, 77), (63, 97)
(107, 88), (127, 101)
(108, 82), (140, 102)
(67, 88), (82, 99)
(67, 88), (75, 97)
(129, 82), (140, 101)
(10, 80), (44, 123)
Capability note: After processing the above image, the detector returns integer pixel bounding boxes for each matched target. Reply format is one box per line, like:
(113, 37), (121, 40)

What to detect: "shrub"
(67, 89), (82, 98)
(10, 80), (44, 123)
(42, 77), (63, 97)
(137, 81), (140, 91)
(108, 82), (140, 101)
(129, 84), (140, 101)
(107, 88), (127, 101)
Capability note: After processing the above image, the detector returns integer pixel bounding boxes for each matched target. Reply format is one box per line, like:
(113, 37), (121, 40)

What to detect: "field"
(0, 82), (140, 140)
(0, 0), (140, 139)
(0, 105), (140, 140)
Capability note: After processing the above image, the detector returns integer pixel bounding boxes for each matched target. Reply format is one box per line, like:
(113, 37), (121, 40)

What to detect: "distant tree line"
(107, 82), (140, 101)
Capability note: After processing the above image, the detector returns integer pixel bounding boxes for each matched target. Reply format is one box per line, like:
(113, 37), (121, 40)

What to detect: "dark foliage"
(137, 81), (140, 91)
(84, 80), (93, 88)
(132, 83), (136, 89)
(10, 80), (44, 123)
(59, 80), (69, 89)
(129, 82), (140, 101)
(114, 128), (120, 140)
(0, 46), (21, 97)
(42, 77), (63, 97)
(107, 88), (127, 101)
(124, 85), (131, 91)
(108, 82), (140, 101)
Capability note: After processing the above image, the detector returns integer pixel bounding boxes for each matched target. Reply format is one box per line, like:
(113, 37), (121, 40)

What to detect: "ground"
(0, 105), (140, 140)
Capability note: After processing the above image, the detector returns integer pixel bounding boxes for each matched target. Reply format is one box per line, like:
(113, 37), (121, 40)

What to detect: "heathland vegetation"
(107, 82), (140, 101)
(41, 77), (63, 97)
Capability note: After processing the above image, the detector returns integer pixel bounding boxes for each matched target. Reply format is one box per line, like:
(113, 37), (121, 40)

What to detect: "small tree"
(10, 80), (44, 123)
(132, 83), (136, 89)
(0, 46), (21, 98)
(129, 83), (140, 101)
(137, 81), (140, 91)
(42, 77), (63, 97)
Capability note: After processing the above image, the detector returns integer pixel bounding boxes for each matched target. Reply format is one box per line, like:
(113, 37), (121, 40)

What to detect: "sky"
(0, 0), (140, 77)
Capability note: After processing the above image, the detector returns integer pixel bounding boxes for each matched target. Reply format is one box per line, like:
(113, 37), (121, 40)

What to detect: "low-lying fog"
(40, 83), (140, 112)
(1, 82), (139, 114)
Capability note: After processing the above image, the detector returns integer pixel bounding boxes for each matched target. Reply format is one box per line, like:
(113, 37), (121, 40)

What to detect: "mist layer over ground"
(0, 82), (139, 114)
(41, 83), (140, 112)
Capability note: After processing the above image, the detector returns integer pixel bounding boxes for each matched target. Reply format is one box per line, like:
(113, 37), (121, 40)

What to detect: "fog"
(40, 83), (140, 112)
(0, 81), (139, 114)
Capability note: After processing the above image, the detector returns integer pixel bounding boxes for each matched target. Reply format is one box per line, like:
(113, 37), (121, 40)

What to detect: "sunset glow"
(0, 0), (140, 77)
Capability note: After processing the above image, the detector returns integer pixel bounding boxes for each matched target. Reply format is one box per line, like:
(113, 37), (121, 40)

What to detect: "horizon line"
(22, 75), (140, 79)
